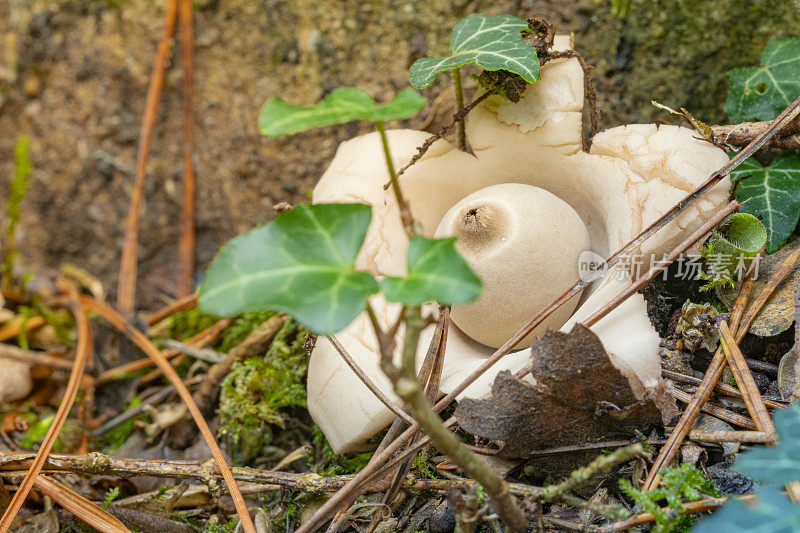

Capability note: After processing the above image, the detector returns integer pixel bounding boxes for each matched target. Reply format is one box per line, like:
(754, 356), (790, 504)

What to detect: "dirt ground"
(1, 0), (797, 311)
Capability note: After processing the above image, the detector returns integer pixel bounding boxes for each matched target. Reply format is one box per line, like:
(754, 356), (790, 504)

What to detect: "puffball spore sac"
(434, 183), (591, 349)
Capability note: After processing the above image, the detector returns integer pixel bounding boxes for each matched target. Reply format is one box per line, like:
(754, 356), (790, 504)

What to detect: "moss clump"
(582, 0), (800, 126)
(163, 308), (221, 341)
(218, 315), (309, 463)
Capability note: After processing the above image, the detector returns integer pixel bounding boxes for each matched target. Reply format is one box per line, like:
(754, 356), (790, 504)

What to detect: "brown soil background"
(1, 0), (798, 310)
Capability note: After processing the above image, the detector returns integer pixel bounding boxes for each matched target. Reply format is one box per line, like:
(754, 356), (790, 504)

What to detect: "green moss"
(309, 425), (372, 477)
(619, 463), (721, 532)
(583, 0), (800, 125)
(218, 315), (309, 463)
(163, 308), (221, 341)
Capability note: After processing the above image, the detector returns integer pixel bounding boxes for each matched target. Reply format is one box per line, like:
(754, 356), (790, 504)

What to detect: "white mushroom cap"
(307, 39), (730, 453)
(434, 183), (590, 348)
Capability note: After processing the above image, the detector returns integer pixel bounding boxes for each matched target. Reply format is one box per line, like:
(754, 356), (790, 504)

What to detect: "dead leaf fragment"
(455, 325), (670, 459)
(718, 238), (800, 337)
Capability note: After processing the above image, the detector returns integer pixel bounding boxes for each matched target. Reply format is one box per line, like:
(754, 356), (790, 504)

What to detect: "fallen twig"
(177, 0), (195, 298)
(35, 475), (130, 533)
(146, 293), (199, 327)
(662, 369), (785, 410)
(77, 297), (256, 533)
(671, 388), (757, 430)
(118, 0), (179, 317)
(0, 343), (75, 370)
(94, 317), (230, 385)
(0, 280), (93, 532)
(601, 494), (757, 532)
(0, 315), (45, 342)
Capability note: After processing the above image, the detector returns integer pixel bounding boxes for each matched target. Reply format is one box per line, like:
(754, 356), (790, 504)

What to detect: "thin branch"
(386, 306), (527, 531)
(0, 343), (76, 370)
(393, 90), (495, 181)
(117, 0), (179, 317)
(662, 369), (785, 410)
(453, 67), (467, 151)
(177, 0), (196, 298)
(540, 443), (644, 519)
(0, 280), (93, 532)
(601, 494), (757, 532)
(671, 387), (757, 429)
(160, 339), (226, 363)
(146, 292), (198, 327)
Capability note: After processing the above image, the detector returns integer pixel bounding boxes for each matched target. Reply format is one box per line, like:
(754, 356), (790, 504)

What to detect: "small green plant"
(103, 487), (121, 509)
(2, 135), (31, 289)
(411, 454), (436, 479)
(409, 14), (539, 150)
(699, 212), (767, 291)
(620, 463), (720, 533)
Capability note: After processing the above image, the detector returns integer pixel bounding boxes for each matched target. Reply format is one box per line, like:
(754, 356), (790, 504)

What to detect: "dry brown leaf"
(718, 237), (800, 337)
(455, 325), (671, 460)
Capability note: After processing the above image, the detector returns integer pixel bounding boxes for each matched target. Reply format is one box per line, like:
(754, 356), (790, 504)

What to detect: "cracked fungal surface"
(307, 37), (730, 453)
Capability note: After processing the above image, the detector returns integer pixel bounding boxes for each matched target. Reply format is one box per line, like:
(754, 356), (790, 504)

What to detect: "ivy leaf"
(380, 237), (481, 305)
(199, 203), (378, 335)
(258, 88), (425, 136)
(409, 14), (539, 89)
(732, 152), (800, 253)
(725, 38), (800, 122)
(693, 488), (800, 533)
(736, 401), (800, 484)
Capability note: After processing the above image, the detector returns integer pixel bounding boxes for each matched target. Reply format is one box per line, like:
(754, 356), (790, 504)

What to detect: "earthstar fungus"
(308, 36), (731, 453)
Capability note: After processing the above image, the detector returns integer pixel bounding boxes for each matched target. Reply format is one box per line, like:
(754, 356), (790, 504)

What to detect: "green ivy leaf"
(199, 203), (378, 335)
(732, 152), (800, 253)
(725, 38), (800, 122)
(258, 88), (425, 137)
(693, 488), (800, 533)
(380, 237), (481, 305)
(409, 14), (539, 89)
(736, 401), (800, 484)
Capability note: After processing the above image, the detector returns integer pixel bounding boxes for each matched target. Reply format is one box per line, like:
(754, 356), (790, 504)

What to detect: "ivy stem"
(374, 119), (415, 236)
(388, 305), (528, 532)
(453, 67), (466, 151)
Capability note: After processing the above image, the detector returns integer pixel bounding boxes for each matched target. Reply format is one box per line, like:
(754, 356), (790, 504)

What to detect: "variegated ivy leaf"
(409, 14), (539, 89)
(199, 203), (378, 334)
(732, 152), (800, 253)
(380, 236), (482, 305)
(725, 38), (800, 122)
(258, 87), (425, 137)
